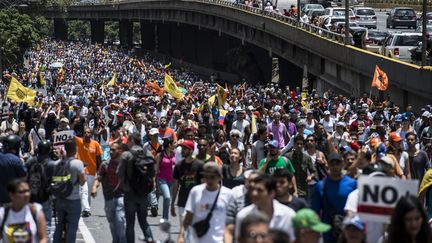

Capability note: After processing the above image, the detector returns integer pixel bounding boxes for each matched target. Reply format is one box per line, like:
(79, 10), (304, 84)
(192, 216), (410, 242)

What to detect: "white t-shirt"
(320, 118), (335, 133)
(231, 120), (250, 139)
(332, 131), (350, 148)
(185, 184), (234, 243)
(235, 200), (296, 242)
(344, 189), (385, 243)
(0, 203), (42, 243)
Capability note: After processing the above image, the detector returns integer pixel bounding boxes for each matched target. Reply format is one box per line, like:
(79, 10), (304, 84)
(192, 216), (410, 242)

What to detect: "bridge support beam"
(53, 19), (68, 41)
(141, 22), (155, 51)
(91, 20), (105, 44)
(279, 58), (303, 89)
(119, 20), (133, 47)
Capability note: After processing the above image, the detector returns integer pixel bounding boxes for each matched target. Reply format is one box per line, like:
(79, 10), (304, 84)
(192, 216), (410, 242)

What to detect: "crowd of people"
(0, 38), (432, 243)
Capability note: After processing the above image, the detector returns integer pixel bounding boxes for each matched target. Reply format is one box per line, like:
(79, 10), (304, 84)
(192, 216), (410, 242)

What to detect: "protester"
(0, 179), (48, 243)
(53, 138), (86, 243)
(178, 162), (234, 243)
(338, 215), (366, 243)
(91, 143), (126, 243)
(273, 168), (308, 211)
(292, 208), (331, 243)
(236, 211), (270, 243)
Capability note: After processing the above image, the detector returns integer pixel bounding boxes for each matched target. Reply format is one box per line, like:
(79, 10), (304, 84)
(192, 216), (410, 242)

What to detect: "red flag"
(371, 65), (389, 91)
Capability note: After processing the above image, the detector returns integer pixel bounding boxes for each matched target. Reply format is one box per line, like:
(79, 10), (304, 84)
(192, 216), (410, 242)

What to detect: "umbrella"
(49, 62), (64, 68)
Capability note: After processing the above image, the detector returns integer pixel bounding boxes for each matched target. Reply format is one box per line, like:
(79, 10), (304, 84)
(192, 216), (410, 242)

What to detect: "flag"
(219, 109), (227, 125)
(6, 77), (37, 106)
(371, 65), (389, 91)
(107, 73), (116, 86)
(164, 63), (171, 70)
(146, 80), (164, 96)
(58, 67), (65, 82)
(39, 73), (46, 86)
(216, 84), (229, 108)
(164, 73), (183, 100)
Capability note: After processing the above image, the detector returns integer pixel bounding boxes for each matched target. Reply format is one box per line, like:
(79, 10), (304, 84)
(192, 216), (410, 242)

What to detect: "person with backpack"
(26, 140), (56, 243)
(0, 178), (48, 243)
(117, 133), (156, 243)
(52, 138), (86, 243)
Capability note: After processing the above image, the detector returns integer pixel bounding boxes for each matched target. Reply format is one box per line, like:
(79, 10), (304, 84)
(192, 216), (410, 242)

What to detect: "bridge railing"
(201, 0), (345, 44)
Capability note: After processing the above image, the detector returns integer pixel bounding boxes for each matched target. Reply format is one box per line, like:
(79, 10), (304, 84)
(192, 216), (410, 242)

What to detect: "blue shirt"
(0, 153), (27, 204)
(312, 175), (357, 242)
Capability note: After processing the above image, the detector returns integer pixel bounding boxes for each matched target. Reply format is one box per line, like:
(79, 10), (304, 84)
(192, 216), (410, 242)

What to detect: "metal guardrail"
(200, 0), (346, 43)
(70, 0), (346, 44)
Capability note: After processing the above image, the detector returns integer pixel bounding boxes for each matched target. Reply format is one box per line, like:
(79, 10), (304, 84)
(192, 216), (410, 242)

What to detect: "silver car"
(381, 33), (423, 62)
(354, 7), (377, 29)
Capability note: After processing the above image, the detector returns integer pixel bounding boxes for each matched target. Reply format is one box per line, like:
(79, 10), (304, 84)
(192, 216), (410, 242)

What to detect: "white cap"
(324, 110), (331, 115)
(149, 128), (159, 135)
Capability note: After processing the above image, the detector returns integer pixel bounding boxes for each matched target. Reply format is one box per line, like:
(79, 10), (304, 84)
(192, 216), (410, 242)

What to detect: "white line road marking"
(79, 218), (96, 243)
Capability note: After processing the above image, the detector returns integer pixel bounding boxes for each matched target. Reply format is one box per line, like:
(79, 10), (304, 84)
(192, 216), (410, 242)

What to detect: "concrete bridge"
(42, 0), (432, 108)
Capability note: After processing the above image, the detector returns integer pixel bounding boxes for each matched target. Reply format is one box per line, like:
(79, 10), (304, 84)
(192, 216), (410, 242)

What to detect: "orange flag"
(371, 65), (388, 91)
(146, 80), (164, 96)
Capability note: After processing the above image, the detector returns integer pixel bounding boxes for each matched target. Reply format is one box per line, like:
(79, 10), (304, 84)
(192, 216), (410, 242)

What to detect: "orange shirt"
(76, 137), (103, 176)
(159, 127), (177, 142)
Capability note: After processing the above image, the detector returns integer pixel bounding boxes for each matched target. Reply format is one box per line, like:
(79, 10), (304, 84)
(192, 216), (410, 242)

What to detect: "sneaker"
(81, 211), (91, 218)
(150, 207), (158, 217)
(159, 218), (166, 224)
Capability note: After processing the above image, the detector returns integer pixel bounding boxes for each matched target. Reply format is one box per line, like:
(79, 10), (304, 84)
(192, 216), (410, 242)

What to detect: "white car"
(353, 7), (377, 29)
(380, 33), (423, 62)
(320, 7), (356, 24)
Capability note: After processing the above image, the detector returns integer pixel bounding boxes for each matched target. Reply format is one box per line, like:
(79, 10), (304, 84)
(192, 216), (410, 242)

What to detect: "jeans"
(124, 193), (153, 243)
(157, 179), (173, 220)
(53, 199), (81, 243)
(105, 196), (126, 243)
(42, 200), (53, 243)
(80, 175), (95, 212)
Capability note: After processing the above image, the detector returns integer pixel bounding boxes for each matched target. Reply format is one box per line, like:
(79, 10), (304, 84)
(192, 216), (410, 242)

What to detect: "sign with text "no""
(358, 176), (419, 223)
(53, 130), (75, 147)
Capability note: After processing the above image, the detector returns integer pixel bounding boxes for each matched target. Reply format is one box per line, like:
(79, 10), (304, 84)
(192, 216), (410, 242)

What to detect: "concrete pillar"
(53, 19), (68, 41)
(119, 20), (133, 47)
(157, 23), (171, 55)
(279, 58), (303, 89)
(141, 21), (155, 51)
(90, 20), (105, 44)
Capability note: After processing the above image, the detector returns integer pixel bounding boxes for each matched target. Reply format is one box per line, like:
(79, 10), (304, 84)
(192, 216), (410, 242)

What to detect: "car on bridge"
(353, 7), (377, 29)
(302, 4), (324, 13)
(380, 32), (422, 62)
(415, 25), (432, 40)
(364, 30), (390, 53)
(386, 7), (417, 29)
(417, 12), (432, 26)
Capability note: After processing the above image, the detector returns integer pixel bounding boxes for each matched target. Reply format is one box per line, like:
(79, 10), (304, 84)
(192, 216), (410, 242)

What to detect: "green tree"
(105, 21), (119, 43)
(0, 9), (46, 69)
(68, 20), (90, 41)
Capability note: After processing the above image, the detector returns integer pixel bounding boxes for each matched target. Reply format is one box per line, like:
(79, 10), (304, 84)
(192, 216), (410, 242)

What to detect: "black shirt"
(0, 153), (27, 204)
(173, 159), (204, 207)
(279, 196), (309, 212)
(222, 165), (245, 189)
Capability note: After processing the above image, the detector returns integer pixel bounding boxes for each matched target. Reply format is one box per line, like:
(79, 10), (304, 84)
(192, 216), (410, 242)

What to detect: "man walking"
(76, 127), (103, 217)
(91, 143), (126, 243)
(118, 133), (155, 243)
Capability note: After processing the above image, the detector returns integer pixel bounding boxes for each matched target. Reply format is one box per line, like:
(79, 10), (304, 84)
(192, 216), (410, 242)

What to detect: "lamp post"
(344, 0), (350, 45)
(421, 0), (428, 66)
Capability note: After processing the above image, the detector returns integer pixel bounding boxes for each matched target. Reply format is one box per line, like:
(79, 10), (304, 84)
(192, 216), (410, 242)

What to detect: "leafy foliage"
(68, 20), (90, 41)
(0, 9), (48, 69)
(105, 21), (119, 43)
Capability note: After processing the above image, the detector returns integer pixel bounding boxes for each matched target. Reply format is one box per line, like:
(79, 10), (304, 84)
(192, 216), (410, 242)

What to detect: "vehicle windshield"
(395, 9), (415, 16)
(368, 31), (388, 38)
(356, 9), (375, 15)
(333, 10), (354, 17)
(394, 35), (422, 46)
(307, 4), (323, 9)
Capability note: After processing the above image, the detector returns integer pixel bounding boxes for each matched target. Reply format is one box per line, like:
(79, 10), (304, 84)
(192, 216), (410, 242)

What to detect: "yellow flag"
(164, 73), (183, 100)
(107, 73), (116, 87)
(208, 95), (216, 106)
(216, 84), (228, 107)
(164, 63), (171, 69)
(40, 73), (46, 86)
(6, 78), (37, 106)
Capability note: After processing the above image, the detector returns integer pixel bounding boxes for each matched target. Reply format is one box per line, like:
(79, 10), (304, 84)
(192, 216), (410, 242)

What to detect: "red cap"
(370, 137), (382, 148)
(389, 132), (402, 142)
(179, 140), (195, 151)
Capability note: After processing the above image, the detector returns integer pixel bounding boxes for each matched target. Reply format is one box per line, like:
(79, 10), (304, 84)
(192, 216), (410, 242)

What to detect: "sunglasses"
(15, 189), (30, 194)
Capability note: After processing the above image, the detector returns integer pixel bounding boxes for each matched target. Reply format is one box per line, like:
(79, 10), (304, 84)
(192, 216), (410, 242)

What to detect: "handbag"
(323, 178), (344, 238)
(192, 187), (221, 237)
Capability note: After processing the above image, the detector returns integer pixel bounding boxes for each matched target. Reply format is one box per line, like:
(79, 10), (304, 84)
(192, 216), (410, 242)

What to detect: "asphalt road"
(80, 187), (181, 243)
(375, 11), (417, 33)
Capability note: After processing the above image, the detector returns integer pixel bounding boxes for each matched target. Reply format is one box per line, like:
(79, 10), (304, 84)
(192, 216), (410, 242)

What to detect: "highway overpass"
(42, 0), (432, 108)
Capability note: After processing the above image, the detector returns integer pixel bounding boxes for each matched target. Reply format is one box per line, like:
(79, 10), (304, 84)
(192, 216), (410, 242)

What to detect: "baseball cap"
(268, 140), (279, 149)
(389, 132), (402, 142)
(336, 121), (346, 127)
(149, 128), (159, 135)
(343, 215), (366, 231)
(378, 156), (394, 168)
(200, 162), (222, 177)
(179, 140), (195, 151)
(60, 117), (69, 123)
(292, 209), (331, 233)
(324, 110), (331, 115)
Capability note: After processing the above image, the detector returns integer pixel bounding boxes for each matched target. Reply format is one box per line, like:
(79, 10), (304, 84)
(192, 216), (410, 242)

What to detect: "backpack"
(128, 146), (155, 195)
(28, 157), (51, 202)
(50, 158), (74, 199)
(0, 204), (37, 240)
